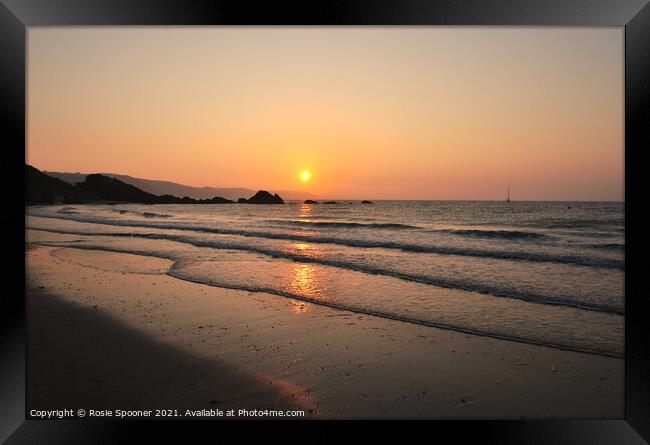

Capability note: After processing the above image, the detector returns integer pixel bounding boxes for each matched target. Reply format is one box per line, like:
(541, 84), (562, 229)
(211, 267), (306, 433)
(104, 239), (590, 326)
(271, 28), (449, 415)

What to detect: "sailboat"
(506, 185), (511, 203)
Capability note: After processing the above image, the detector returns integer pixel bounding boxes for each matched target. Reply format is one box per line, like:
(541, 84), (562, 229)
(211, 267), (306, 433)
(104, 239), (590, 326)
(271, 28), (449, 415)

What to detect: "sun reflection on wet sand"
(291, 300), (310, 315)
(288, 264), (320, 315)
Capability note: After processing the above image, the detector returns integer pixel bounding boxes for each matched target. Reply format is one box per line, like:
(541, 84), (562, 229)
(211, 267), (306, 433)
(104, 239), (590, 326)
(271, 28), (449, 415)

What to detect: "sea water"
(26, 200), (624, 357)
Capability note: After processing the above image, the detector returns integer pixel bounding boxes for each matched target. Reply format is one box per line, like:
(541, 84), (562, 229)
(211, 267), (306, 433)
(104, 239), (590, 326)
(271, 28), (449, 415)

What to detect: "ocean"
(26, 200), (624, 358)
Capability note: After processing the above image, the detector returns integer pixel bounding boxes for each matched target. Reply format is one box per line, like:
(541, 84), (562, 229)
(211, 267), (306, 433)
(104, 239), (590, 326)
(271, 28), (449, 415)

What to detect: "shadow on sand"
(27, 288), (306, 415)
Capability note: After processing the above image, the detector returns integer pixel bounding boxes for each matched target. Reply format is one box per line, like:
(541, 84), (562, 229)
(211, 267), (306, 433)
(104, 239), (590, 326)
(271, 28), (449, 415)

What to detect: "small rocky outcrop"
(323, 201), (339, 204)
(361, 200), (374, 204)
(304, 199), (319, 204)
(247, 190), (285, 204)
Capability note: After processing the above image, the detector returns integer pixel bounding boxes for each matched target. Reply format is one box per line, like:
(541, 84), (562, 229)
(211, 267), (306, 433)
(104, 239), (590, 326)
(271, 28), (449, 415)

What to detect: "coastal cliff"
(26, 165), (283, 205)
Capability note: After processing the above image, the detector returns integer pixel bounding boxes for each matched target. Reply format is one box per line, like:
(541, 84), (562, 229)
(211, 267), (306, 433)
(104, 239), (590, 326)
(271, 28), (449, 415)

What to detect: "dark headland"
(26, 165), (284, 205)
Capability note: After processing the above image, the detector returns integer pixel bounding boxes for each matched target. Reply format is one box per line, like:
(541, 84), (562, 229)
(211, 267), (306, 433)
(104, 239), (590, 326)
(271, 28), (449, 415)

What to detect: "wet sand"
(26, 241), (623, 419)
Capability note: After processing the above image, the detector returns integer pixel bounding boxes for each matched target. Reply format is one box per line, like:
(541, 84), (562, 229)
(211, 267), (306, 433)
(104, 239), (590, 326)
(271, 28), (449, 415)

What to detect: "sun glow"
(299, 170), (312, 182)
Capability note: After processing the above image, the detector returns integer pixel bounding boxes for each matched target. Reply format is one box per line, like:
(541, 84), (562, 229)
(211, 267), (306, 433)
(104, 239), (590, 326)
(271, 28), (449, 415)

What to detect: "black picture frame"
(2, 0), (649, 443)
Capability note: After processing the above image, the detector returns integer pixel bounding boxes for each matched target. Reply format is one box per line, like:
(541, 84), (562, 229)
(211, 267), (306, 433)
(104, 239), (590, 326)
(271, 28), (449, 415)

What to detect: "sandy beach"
(26, 230), (623, 419)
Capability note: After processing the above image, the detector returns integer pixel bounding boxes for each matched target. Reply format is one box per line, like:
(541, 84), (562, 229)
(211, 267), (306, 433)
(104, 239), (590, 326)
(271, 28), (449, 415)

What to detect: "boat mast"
(507, 185), (510, 202)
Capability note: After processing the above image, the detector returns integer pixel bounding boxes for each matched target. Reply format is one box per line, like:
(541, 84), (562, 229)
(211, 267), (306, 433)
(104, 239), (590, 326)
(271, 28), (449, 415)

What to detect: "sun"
(299, 170), (312, 182)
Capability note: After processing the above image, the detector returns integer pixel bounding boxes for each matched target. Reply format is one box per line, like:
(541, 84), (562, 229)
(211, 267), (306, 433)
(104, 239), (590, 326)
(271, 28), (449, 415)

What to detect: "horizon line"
(33, 165), (623, 203)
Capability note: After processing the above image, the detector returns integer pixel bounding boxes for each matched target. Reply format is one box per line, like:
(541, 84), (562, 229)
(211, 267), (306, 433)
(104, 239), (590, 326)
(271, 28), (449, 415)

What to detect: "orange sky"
(27, 27), (623, 200)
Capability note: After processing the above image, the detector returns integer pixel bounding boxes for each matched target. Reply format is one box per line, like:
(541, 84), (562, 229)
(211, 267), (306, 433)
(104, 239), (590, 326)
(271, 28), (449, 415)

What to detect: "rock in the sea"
(323, 201), (339, 204)
(237, 198), (248, 203)
(247, 190), (285, 204)
(361, 200), (374, 204)
(304, 199), (319, 204)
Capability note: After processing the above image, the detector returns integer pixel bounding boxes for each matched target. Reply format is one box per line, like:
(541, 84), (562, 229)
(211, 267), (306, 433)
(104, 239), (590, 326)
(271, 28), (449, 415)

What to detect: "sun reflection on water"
(298, 204), (313, 218)
(287, 242), (324, 259)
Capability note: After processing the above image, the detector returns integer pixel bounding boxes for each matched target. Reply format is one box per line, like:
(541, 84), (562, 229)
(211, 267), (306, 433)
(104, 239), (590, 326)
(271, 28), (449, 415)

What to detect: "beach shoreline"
(26, 242), (623, 419)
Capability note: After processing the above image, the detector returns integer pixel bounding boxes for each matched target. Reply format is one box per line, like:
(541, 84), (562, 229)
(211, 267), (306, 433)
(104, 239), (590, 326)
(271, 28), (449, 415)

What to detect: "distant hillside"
(27, 166), (233, 205)
(45, 171), (314, 201)
(26, 165), (286, 205)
